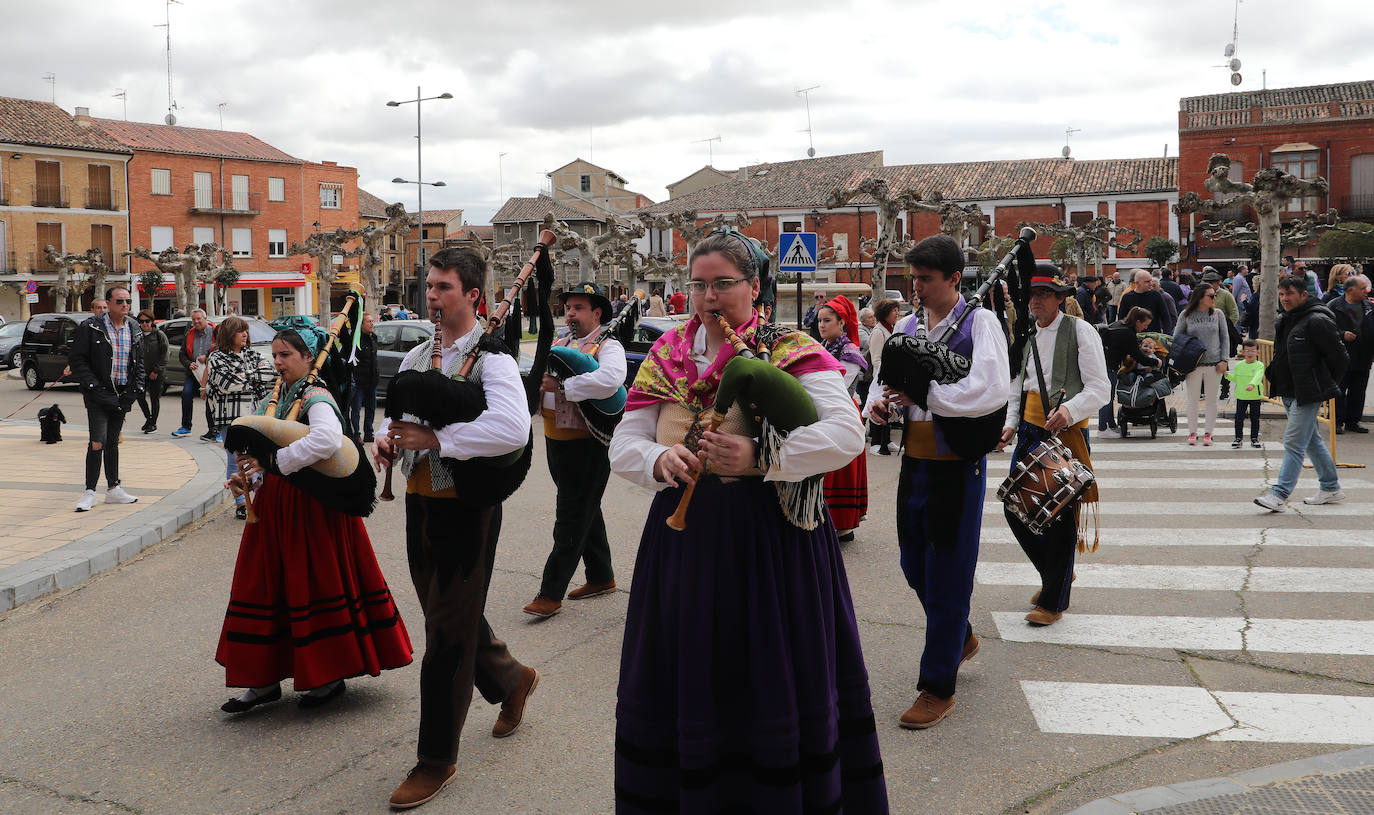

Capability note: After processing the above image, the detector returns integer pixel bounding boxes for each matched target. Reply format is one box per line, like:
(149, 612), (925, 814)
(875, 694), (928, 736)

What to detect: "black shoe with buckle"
(235, 505), (248, 520)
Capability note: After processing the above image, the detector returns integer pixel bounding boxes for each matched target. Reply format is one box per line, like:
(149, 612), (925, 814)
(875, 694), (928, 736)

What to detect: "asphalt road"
(1, 372), (1371, 814)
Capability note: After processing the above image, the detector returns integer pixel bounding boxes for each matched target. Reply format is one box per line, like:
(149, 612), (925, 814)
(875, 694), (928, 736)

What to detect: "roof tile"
(493, 194), (604, 223)
(93, 118), (302, 163)
(641, 151), (884, 213)
(0, 96), (131, 154)
(1181, 79), (1374, 113)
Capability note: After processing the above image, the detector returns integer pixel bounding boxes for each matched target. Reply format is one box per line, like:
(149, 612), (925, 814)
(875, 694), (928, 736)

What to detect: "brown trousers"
(405, 494), (526, 765)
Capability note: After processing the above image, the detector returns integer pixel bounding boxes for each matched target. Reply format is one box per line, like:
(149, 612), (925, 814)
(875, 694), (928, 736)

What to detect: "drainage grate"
(1145, 767), (1374, 814)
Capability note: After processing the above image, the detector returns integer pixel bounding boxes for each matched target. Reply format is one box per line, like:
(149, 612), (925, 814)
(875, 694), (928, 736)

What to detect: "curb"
(1066, 745), (1374, 814)
(0, 422), (229, 613)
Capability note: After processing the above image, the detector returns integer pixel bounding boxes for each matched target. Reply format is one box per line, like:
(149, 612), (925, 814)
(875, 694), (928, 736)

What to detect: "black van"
(20, 313), (82, 390)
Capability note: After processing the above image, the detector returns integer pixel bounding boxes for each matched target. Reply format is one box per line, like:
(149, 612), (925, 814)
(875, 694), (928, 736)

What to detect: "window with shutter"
(269, 229), (287, 257)
(232, 228), (252, 257)
(151, 168), (171, 196)
(193, 172), (213, 209)
(268, 177), (285, 202)
(193, 227), (215, 246)
(90, 224), (114, 262)
(151, 226), (174, 251)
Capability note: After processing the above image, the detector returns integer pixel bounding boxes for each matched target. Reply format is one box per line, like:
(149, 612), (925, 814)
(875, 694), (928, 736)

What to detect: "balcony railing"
(1340, 194), (1374, 219)
(86, 186), (121, 210)
(187, 188), (260, 215)
(32, 183), (70, 208)
(1, 250), (15, 273)
(29, 251), (58, 273)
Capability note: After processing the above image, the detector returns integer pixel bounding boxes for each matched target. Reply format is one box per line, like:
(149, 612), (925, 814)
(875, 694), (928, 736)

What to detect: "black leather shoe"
(221, 685), (282, 713)
(235, 505), (248, 520)
(1336, 426), (1345, 435)
(298, 680), (346, 709)
(1348, 424), (1370, 434)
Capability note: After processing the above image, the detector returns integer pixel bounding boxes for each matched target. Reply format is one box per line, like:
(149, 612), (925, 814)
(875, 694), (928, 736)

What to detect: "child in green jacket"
(1226, 339), (1265, 448)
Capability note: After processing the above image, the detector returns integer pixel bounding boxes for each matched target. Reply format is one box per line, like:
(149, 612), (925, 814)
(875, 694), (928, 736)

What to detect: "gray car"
(0, 322), (24, 369)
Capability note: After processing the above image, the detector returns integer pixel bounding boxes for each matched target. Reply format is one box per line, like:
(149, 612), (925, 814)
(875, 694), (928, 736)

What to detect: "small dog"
(38, 404), (66, 444)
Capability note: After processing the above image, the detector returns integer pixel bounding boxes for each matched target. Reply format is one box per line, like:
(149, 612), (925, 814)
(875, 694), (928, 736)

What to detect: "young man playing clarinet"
(374, 247), (539, 810)
(864, 235), (1009, 730)
(522, 281), (625, 618)
(996, 267), (1109, 627)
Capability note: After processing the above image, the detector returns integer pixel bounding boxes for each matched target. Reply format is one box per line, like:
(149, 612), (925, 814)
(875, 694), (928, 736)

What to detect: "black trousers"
(136, 378), (160, 428)
(538, 436), (614, 600)
(1005, 421), (1078, 613)
(1339, 365), (1371, 427)
(84, 395), (128, 491)
(406, 494), (525, 765)
(1234, 400), (1261, 441)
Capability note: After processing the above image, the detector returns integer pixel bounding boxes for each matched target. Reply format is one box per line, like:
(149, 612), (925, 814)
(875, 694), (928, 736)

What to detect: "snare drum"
(996, 436), (1095, 535)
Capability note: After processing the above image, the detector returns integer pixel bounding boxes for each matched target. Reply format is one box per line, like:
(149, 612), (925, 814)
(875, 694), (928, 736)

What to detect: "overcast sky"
(5, 0), (1372, 224)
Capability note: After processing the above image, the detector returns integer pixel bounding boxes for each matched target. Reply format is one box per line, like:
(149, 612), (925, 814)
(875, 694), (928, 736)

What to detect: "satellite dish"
(164, 112), (177, 125)
(807, 147), (816, 157)
(1224, 43), (1235, 57)
(1231, 72), (1243, 86)
(1229, 57), (1242, 71)
(1061, 145), (1072, 158)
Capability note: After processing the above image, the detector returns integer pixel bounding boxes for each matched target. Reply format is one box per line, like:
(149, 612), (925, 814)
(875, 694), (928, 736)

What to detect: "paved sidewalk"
(0, 418), (229, 612)
(1069, 746), (1374, 813)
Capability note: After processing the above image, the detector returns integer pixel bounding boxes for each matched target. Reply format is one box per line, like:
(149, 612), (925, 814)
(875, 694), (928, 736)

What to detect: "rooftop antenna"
(42, 73), (55, 103)
(796, 85), (819, 157)
(217, 102), (227, 129)
(589, 126), (594, 162)
(1062, 126), (1081, 159)
(692, 135), (722, 166)
(154, 0), (182, 125)
(112, 88), (127, 120)
(1216, 0), (1244, 86)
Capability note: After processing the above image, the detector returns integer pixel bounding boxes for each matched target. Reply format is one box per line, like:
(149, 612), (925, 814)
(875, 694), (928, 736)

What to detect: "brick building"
(92, 117), (358, 319)
(0, 97), (132, 321)
(642, 150), (1178, 297)
(1177, 79), (1374, 264)
(357, 188), (407, 308)
(492, 194), (617, 292)
(545, 158), (653, 218)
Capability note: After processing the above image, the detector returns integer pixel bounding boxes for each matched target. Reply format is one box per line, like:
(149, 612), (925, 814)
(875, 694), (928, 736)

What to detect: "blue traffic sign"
(25, 279), (38, 294)
(778, 232), (818, 273)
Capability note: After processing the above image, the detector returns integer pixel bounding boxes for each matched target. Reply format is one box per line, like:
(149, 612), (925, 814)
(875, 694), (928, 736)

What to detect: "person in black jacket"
(1075, 277), (1105, 325)
(1254, 276), (1348, 512)
(1097, 307), (1160, 431)
(134, 310), (169, 433)
(68, 286), (146, 512)
(1118, 271), (1173, 333)
(1329, 274), (1374, 433)
(348, 310), (380, 442)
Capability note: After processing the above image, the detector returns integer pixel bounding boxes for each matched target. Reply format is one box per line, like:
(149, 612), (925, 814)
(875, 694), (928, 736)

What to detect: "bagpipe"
(877, 226), (1037, 460)
(545, 295), (641, 445)
(224, 293), (377, 520)
(379, 229), (557, 506)
(667, 312), (821, 531)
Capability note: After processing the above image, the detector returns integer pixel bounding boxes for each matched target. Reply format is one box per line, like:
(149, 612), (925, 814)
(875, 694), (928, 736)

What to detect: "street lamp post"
(387, 86), (452, 309)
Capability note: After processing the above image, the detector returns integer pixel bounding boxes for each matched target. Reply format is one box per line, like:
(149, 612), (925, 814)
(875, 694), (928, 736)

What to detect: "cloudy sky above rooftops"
(4, 0), (1371, 223)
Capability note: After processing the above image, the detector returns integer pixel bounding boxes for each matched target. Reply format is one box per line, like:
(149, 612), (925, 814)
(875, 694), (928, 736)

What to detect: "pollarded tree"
(289, 229), (365, 326)
(1144, 237), (1180, 269)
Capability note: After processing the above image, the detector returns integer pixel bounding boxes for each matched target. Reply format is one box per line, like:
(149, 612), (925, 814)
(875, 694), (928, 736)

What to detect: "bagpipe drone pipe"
(223, 292), (378, 519)
(877, 226), (1037, 460)
(545, 294), (641, 445)
(379, 230), (557, 506)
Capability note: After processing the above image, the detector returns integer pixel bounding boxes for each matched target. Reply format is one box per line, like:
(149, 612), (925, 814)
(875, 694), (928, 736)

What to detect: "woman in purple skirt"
(608, 228), (889, 814)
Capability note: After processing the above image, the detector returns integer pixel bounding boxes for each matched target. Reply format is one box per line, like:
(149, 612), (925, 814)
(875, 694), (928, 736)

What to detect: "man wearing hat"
(523, 281), (625, 618)
(997, 265), (1109, 627)
(1203, 267), (1239, 324)
(1074, 275), (1105, 325)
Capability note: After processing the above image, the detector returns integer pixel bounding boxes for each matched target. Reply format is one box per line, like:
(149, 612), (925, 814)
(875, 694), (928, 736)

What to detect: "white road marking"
(979, 529), (1373, 547)
(993, 612), (1374, 655)
(985, 477), (1373, 491)
(1021, 681), (1374, 744)
(976, 562), (1374, 593)
(1084, 459), (1269, 471)
(984, 502), (1374, 517)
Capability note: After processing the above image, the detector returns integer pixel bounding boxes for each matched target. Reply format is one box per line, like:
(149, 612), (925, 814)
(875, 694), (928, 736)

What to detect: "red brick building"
(644, 151), (1178, 298)
(1177, 79), (1374, 263)
(93, 118), (358, 319)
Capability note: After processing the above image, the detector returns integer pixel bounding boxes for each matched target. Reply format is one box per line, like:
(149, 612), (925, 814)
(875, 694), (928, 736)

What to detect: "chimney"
(737, 167), (748, 182)
(74, 106), (91, 127)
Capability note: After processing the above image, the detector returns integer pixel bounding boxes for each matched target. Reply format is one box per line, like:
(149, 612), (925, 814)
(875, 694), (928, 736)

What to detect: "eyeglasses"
(137, 318), (151, 324)
(685, 277), (754, 295)
(112, 298), (132, 304)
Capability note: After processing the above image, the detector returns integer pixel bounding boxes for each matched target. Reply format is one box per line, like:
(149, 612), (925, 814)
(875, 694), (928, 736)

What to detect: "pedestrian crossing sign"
(778, 232), (818, 273)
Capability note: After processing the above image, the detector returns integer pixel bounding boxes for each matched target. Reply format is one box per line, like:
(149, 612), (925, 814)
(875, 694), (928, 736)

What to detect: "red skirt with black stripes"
(215, 473), (413, 690)
(823, 400), (869, 531)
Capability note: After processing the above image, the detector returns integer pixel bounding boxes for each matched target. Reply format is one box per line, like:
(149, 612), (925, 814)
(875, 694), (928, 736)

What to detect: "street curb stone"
(1065, 745), (1374, 813)
(0, 423), (229, 613)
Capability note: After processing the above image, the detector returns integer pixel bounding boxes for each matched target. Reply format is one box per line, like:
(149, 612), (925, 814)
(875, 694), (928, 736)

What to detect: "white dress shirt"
(376, 323), (531, 460)
(1005, 311), (1110, 429)
(276, 401), (343, 475)
(608, 329), (864, 492)
(862, 303), (1010, 423)
(541, 334), (627, 411)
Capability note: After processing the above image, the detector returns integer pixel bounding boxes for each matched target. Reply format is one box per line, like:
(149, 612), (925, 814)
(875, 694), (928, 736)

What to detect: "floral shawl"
(627, 312), (843, 413)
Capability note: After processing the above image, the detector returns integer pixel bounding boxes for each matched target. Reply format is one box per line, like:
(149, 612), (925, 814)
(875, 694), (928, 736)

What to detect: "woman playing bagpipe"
(607, 228), (888, 814)
(815, 294), (870, 541)
(216, 326), (413, 714)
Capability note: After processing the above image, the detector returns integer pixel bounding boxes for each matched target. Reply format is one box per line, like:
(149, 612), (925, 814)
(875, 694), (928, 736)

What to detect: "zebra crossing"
(976, 431), (1374, 746)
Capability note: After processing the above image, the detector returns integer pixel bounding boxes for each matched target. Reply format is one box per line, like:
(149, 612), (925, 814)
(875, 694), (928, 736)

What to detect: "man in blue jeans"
(172, 309), (214, 437)
(1254, 276), (1349, 511)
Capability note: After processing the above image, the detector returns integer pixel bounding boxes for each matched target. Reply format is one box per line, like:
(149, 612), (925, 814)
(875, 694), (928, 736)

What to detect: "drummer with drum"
(523, 281), (625, 619)
(996, 267), (1110, 628)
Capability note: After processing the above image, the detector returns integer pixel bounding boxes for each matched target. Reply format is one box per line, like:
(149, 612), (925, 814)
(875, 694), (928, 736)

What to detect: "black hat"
(1079, 275), (1101, 283)
(1029, 261), (1074, 294)
(558, 281), (613, 323)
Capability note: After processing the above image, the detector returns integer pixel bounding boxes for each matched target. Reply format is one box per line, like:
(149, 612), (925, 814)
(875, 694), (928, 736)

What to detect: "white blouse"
(1004, 311), (1111, 429)
(275, 402), (343, 475)
(541, 336), (627, 411)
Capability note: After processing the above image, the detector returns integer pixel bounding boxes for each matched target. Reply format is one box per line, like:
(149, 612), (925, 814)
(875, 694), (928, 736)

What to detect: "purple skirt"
(616, 477), (888, 814)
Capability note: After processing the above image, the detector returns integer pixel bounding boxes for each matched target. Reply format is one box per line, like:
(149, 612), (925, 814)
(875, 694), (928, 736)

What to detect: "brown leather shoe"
(389, 762), (456, 809)
(567, 580), (617, 600)
(960, 633), (980, 666)
(492, 666), (539, 738)
(899, 691), (955, 730)
(1025, 606), (1063, 626)
(522, 596), (562, 618)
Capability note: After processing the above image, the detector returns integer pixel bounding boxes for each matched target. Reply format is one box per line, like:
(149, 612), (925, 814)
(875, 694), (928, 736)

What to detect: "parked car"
(19, 313), (82, 390)
(0, 322), (25, 369)
(374, 319), (435, 401)
(159, 316), (278, 395)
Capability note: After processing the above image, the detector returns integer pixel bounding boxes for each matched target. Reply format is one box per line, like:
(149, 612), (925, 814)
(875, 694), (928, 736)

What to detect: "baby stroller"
(1114, 332), (1190, 438)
